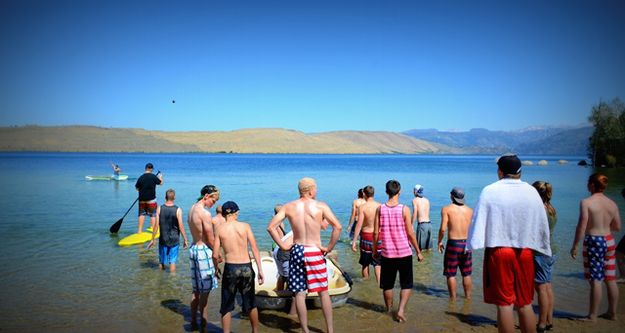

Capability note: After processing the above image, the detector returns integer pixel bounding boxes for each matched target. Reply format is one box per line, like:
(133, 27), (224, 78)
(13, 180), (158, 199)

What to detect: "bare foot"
(578, 315), (597, 322)
(396, 313), (406, 323)
(599, 312), (617, 321)
(287, 312), (298, 318)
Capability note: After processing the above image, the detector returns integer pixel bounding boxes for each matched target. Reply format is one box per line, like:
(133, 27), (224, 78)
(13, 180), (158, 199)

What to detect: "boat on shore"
(85, 174), (128, 181)
(251, 253), (352, 310)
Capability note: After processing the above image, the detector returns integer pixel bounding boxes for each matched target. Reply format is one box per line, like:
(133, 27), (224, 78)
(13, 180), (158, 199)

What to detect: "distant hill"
(403, 126), (592, 155)
(0, 126), (454, 154)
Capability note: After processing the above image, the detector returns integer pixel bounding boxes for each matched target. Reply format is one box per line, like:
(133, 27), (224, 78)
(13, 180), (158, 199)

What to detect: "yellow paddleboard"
(118, 230), (159, 246)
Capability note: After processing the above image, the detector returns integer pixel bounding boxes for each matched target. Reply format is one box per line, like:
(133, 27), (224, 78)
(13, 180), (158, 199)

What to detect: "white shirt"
(468, 178), (551, 256)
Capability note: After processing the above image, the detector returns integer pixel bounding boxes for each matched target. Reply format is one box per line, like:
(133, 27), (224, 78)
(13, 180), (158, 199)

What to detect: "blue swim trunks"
(159, 244), (179, 265)
(533, 253), (555, 284)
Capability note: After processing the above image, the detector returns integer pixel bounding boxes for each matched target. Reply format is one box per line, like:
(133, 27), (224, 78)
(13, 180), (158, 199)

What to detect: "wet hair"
(363, 185), (374, 198)
(385, 180), (401, 197)
(357, 188), (364, 199)
(588, 173), (608, 193)
(532, 181), (556, 219)
(165, 188), (175, 201)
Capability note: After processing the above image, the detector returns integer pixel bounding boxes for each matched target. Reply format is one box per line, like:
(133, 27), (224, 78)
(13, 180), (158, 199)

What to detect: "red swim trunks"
(483, 247), (534, 307)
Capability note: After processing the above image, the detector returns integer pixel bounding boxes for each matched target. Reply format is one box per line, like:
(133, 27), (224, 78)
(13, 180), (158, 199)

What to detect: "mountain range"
(0, 125), (592, 155)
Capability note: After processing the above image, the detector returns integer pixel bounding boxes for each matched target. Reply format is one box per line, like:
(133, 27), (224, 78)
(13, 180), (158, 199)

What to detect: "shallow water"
(0, 153), (623, 332)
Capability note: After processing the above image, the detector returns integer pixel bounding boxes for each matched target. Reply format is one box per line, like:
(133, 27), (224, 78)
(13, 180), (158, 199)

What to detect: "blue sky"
(1, 0), (624, 133)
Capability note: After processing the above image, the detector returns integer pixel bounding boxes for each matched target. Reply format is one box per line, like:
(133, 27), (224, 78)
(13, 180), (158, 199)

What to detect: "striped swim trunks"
(583, 234), (616, 281)
(443, 239), (472, 277)
(288, 244), (328, 293)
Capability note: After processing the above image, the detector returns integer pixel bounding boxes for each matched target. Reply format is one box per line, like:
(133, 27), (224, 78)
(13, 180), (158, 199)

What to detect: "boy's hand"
(183, 240), (189, 249)
(146, 240), (154, 250)
(416, 252), (424, 262)
(351, 241), (357, 252)
(258, 271), (264, 285)
(438, 242), (444, 253)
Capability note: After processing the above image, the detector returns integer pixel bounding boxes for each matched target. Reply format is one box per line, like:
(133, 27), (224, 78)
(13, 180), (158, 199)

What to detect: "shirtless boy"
(187, 185), (220, 330)
(437, 187), (473, 300)
(412, 184), (432, 251)
(570, 173), (621, 321)
(267, 177), (342, 333)
(351, 185), (382, 284)
(213, 201), (264, 333)
(346, 188), (366, 239)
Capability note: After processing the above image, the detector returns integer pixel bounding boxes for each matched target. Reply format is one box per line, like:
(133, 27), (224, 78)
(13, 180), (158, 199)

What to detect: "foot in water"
(395, 312), (406, 323)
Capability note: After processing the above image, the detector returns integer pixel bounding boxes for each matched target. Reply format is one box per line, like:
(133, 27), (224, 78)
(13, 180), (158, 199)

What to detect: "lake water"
(0, 153), (624, 333)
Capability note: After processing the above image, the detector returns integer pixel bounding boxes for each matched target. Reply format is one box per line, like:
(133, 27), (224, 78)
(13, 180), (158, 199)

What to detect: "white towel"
(468, 179), (551, 256)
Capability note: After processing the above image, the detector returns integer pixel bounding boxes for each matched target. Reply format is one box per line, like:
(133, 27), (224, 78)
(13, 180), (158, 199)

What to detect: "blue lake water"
(0, 153), (623, 332)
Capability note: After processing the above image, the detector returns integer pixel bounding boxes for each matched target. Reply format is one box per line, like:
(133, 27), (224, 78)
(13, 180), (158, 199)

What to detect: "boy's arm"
(404, 205), (423, 261)
(321, 204), (342, 254)
(346, 201), (357, 231)
(610, 206), (621, 232)
(203, 212), (215, 249)
(267, 206), (289, 250)
(438, 207), (448, 253)
(372, 206), (381, 258)
(176, 207), (189, 249)
(571, 200), (588, 259)
(352, 206), (366, 251)
(211, 226), (221, 278)
(247, 224), (264, 285)
(147, 206), (161, 250)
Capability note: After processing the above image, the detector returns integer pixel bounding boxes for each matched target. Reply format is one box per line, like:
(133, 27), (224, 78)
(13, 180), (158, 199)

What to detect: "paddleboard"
(118, 230), (159, 246)
(85, 174), (129, 181)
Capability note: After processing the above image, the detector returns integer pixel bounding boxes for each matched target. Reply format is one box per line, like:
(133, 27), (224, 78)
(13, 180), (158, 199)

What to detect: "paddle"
(109, 197), (139, 233)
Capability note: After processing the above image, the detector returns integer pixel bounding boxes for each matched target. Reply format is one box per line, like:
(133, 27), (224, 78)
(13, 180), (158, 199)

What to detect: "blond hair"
(298, 177), (316, 195)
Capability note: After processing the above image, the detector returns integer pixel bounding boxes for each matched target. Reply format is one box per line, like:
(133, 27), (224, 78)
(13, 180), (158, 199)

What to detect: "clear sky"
(1, 0), (624, 133)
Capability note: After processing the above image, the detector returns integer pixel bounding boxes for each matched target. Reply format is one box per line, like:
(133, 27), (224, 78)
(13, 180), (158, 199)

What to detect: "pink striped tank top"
(379, 204), (412, 258)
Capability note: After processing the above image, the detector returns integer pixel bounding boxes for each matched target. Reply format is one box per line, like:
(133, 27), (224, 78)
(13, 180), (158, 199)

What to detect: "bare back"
(285, 198), (327, 247)
(412, 197), (431, 223)
(359, 200), (381, 233)
(442, 203), (473, 240)
(581, 193), (621, 236)
(188, 202), (214, 247)
(216, 221), (252, 264)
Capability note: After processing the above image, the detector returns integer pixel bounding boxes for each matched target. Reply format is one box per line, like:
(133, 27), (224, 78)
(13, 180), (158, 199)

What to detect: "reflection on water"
(0, 153), (623, 332)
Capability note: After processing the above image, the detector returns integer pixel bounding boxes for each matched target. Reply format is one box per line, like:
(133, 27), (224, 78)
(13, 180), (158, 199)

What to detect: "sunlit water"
(0, 153), (623, 332)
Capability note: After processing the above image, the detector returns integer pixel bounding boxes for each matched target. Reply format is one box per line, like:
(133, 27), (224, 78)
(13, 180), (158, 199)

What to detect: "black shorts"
(220, 263), (256, 315)
(380, 255), (413, 290)
(359, 250), (380, 267)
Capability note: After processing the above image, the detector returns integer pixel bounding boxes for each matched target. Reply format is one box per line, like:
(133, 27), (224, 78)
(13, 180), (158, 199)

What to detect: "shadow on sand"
(161, 299), (222, 333)
(413, 283), (449, 298)
(346, 297), (389, 313)
(445, 311), (497, 327)
(259, 311), (326, 333)
(557, 272), (585, 280)
(531, 305), (586, 320)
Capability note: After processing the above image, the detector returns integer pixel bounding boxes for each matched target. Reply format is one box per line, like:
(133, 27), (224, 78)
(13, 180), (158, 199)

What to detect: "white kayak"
(85, 174), (128, 181)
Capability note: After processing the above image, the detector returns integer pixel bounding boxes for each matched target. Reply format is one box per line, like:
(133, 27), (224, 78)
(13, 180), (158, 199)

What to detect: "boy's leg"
(604, 280), (618, 319)
(294, 291), (309, 333)
(462, 275), (472, 299)
(447, 277), (457, 300)
(319, 290), (334, 333)
(495, 305), (515, 333)
(362, 264), (370, 279)
(221, 312), (232, 333)
(535, 283), (548, 328)
(374, 265), (381, 286)
(199, 293), (209, 328)
(383, 289), (394, 312)
(397, 288), (411, 322)
(586, 280), (602, 321)
(249, 307), (259, 333)
(190, 292), (199, 327)
(138, 215), (145, 233)
(517, 303), (536, 333)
